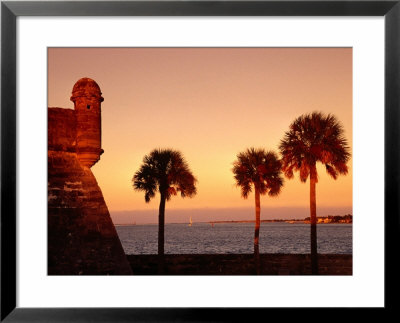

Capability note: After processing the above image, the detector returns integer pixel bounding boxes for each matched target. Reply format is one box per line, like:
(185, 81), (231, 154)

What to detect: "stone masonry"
(48, 78), (132, 275)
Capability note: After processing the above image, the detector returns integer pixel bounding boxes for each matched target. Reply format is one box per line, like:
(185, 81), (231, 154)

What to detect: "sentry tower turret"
(70, 77), (104, 168)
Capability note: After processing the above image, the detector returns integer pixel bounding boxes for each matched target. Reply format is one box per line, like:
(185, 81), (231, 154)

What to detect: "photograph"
(48, 47), (353, 276)
(2, 0), (398, 319)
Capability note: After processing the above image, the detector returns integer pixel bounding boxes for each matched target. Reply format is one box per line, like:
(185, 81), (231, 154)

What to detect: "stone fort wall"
(48, 78), (132, 275)
(127, 254), (352, 275)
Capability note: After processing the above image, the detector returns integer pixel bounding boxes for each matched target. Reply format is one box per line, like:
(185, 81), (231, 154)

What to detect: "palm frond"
(232, 147), (284, 199)
(279, 111), (351, 183)
(132, 148), (197, 203)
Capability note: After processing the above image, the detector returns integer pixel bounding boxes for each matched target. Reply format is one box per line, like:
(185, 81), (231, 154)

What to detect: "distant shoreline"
(115, 215), (352, 226)
(115, 222), (352, 226)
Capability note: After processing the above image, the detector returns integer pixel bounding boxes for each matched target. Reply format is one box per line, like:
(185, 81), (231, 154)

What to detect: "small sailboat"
(189, 216), (193, 227)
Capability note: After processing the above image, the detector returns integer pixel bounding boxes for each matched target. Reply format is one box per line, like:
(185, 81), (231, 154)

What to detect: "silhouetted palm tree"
(279, 112), (350, 274)
(133, 149), (197, 273)
(232, 148), (283, 274)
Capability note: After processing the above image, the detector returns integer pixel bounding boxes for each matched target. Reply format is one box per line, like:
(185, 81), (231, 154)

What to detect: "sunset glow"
(48, 48), (352, 223)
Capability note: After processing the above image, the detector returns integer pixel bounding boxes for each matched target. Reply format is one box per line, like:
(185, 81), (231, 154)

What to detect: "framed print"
(1, 0), (399, 321)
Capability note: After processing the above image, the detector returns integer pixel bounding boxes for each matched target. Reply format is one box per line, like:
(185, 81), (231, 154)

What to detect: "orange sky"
(48, 48), (352, 221)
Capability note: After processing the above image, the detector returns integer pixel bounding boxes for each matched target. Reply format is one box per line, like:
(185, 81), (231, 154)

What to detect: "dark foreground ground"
(127, 254), (352, 275)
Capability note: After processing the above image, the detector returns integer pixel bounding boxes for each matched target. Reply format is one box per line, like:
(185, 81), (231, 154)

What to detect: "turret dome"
(70, 77), (104, 102)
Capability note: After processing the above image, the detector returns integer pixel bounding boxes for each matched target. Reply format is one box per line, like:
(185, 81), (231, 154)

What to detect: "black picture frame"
(1, 0), (399, 321)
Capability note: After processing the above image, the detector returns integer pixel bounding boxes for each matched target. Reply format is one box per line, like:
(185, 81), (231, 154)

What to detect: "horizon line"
(114, 215), (353, 226)
(110, 205), (353, 213)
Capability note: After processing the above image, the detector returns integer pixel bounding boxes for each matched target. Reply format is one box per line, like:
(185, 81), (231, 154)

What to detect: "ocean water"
(116, 222), (352, 255)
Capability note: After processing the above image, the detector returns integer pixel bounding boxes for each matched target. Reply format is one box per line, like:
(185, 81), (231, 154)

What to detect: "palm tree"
(133, 149), (197, 273)
(279, 112), (350, 274)
(232, 148), (283, 274)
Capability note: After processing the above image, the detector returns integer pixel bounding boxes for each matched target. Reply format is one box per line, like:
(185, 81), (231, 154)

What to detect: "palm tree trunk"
(310, 166), (318, 274)
(158, 192), (166, 274)
(254, 187), (261, 275)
